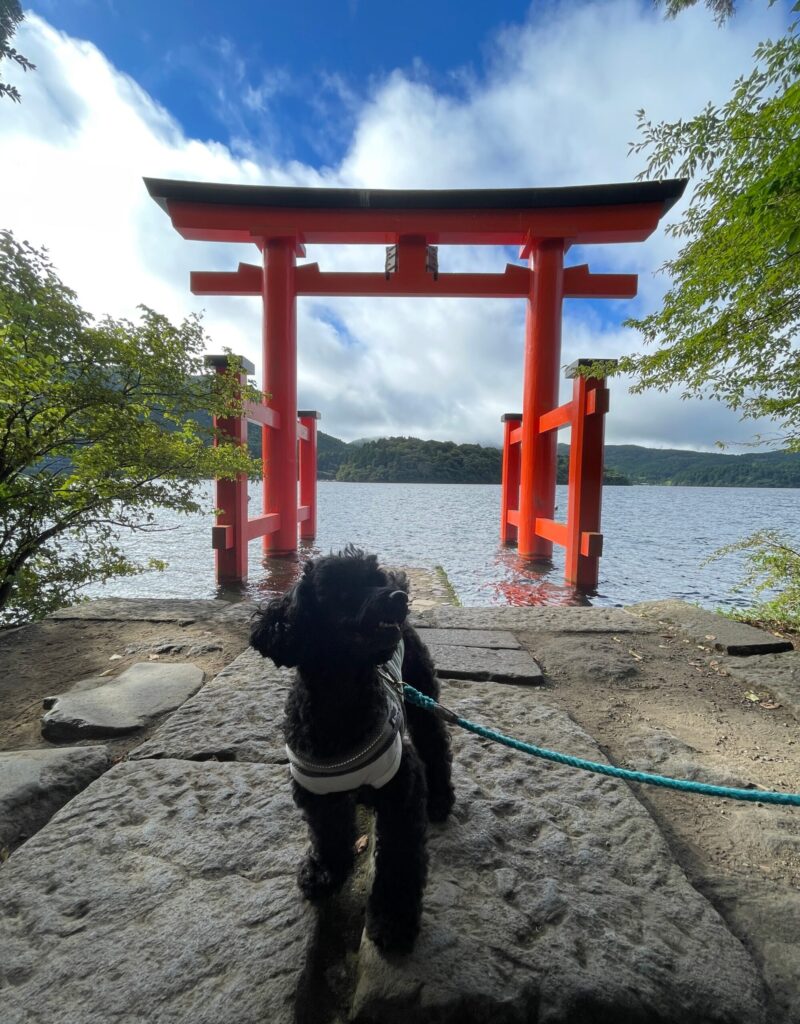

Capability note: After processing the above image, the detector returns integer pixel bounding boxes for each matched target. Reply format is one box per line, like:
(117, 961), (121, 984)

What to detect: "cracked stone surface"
(628, 600), (793, 656)
(0, 759), (314, 1024)
(3, 622), (773, 1023)
(129, 648), (291, 763)
(618, 725), (755, 790)
(414, 605), (658, 634)
(527, 631), (645, 687)
(0, 746), (111, 852)
(123, 638), (224, 657)
(427, 643), (543, 684)
(41, 662), (205, 742)
(415, 629), (521, 650)
(722, 651), (800, 723)
(350, 679), (767, 1024)
(702, 877), (800, 1024)
(48, 597), (257, 626)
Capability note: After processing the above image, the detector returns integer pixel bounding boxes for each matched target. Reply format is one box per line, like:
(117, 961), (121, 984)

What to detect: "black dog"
(250, 546), (454, 953)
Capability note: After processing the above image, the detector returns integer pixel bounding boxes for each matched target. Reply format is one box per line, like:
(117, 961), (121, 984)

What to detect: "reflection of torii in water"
(146, 178), (685, 589)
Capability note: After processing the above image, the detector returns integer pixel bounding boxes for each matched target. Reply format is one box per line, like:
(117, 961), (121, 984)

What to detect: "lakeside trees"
(623, 18), (800, 449)
(0, 231), (261, 626)
(625, 0), (800, 626)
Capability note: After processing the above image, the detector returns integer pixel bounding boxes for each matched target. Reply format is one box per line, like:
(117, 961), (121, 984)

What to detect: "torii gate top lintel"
(144, 177), (686, 247)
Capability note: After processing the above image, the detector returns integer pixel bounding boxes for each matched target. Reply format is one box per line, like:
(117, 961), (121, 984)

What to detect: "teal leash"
(403, 683), (800, 807)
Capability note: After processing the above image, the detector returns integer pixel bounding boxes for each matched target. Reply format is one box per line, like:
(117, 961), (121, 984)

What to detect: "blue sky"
(1, 1), (792, 448)
(36, 0), (533, 163)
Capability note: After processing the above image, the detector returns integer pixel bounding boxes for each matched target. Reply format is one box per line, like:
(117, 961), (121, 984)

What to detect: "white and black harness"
(285, 640), (407, 795)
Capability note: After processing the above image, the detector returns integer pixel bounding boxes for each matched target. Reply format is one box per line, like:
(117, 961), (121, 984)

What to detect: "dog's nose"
(388, 590), (408, 614)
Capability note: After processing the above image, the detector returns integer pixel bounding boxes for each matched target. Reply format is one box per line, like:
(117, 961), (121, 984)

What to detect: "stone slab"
(627, 599), (793, 656)
(526, 631), (644, 686)
(351, 678), (766, 1023)
(129, 648), (291, 763)
(618, 725), (755, 790)
(722, 651), (800, 723)
(0, 746), (111, 852)
(702, 877), (800, 1024)
(41, 662), (205, 742)
(415, 628), (521, 650)
(413, 604), (657, 634)
(48, 597), (257, 625)
(0, 759), (314, 1024)
(427, 643), (543, 685)
(3, 668), (769, 1023)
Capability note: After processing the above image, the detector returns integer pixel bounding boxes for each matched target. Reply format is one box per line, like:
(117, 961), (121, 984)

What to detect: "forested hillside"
(593, 445), (800, 487)
(317, 434), (799, 486)
(174, 415), (798, 487)
(318, 434), (629, 484)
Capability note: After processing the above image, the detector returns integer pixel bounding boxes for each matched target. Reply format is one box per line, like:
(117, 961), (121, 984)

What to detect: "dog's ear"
(250, 565), (315, 667)
(386, 568), (409, 595)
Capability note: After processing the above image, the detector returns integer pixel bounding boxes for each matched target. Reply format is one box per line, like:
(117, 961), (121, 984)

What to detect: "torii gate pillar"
(262, 238), (298, 553)
(519, 240), (564, 559)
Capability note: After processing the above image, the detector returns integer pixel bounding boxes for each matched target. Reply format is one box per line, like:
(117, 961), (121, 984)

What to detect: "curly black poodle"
(250, 545), (454, 953)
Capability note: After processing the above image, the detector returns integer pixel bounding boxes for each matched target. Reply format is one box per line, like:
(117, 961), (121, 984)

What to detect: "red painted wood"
(501, 417), (521, 543)
(562, 264), (637, 299)
(262, 239), (298, 554)
(295, 262), (533, 298)
(518, 241), (564, 560)
(211, 525), (233, 551)
(243, 400), (280, 430)
(298, 414), (318, 540)
(166, 199), (664, 246)
(534, 517), (569, 548)
(211, 363), (249, 584)
(193, 260), (636, 302)
(580, 532), (604, 559)
(539, 401), (573, 434)
(565, 374), (608, 589)
(246, 513), (281, 542)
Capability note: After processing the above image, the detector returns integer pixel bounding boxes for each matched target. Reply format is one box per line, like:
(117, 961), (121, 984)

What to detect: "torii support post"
(565, 360), (613, 590)
(500, 414), (522, 544)
(500, 357), (615, 590)
(206, 354), (254, 585)
(298, 410), (321, 539)
(518, 240), (564, 560)
(262, 238), (299, 554)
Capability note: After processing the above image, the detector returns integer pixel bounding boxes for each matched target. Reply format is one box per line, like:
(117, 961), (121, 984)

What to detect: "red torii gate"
(146, 177), (684, 589)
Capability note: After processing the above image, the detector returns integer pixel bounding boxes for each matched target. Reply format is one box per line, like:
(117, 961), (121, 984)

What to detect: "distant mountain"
(564, 444), (800, 488)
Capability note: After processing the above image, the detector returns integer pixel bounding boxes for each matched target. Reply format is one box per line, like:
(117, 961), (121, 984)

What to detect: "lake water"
(82, 482), (796, 611)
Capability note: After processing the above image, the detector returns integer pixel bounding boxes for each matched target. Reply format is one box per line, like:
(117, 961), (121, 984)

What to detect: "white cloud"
(0, 4), (786, 449)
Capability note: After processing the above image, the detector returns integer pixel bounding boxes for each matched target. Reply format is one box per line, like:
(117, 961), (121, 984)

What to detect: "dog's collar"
(286, 639), (406, 795)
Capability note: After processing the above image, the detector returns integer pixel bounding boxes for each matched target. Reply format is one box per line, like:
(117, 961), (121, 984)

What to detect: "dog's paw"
(297, 855), (345, 902)
(365, 907), (420, 956)
(427, 785), (455, 823)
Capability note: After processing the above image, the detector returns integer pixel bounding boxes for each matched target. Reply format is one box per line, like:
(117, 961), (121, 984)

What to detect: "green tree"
(0, 230), (262, 625)
(625, 1), (800, 629)
(622, 10), (800, 449)
(1, 0), (35, 102)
